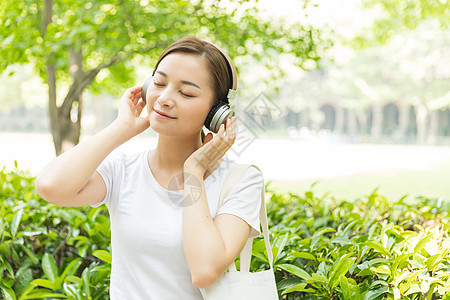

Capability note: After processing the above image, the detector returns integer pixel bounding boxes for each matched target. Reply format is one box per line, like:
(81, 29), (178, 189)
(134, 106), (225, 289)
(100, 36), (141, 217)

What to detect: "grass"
(269, 160), (450, 202)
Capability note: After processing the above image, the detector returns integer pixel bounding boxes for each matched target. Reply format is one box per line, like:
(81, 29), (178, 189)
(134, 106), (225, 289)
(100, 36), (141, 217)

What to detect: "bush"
(260, 182), (450, 299)
(1, 166), (449, 299)
(0, 165), (111, 299)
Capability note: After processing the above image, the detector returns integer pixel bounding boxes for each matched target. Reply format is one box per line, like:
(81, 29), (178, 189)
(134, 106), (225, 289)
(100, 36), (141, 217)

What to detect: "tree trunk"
(371, 104), (383, 142)
(394, 103), (410, 143)
(47, 45), (85, 155)
(47, 63), (60, 154)
(347, 109), (358, 140)
(58, 93), (82, 154)
(415, 103), (428, 145)
(47, 73), (83, 155)
(427, 109), (439, 145)
(42, 0), (122, 155)
(334, 107), (345, 134)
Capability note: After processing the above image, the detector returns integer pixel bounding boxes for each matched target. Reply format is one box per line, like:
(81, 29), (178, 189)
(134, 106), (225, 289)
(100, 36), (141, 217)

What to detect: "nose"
(156, 87), (175, 108)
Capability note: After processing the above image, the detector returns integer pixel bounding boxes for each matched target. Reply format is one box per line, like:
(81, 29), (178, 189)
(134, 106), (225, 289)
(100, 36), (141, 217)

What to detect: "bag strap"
(217, 163), (273, 272)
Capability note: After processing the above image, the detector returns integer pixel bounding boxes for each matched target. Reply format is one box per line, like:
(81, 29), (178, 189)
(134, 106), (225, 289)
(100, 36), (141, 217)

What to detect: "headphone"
(141, 41), (237, 133)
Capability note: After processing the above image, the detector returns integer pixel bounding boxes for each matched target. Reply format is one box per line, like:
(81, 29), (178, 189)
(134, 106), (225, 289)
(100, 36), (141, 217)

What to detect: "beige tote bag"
(199, 164), (279, 300)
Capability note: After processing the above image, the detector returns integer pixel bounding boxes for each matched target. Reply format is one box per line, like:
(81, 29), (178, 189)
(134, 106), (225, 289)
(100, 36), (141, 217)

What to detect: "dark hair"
(152, 36), (233, 143)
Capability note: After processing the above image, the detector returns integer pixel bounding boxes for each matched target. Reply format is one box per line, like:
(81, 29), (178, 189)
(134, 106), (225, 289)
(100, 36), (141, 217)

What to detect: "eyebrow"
(155, 71), (201, 89)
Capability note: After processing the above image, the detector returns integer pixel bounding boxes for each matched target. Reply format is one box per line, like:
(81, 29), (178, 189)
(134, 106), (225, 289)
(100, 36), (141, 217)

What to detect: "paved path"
(2, 132), (450, 181)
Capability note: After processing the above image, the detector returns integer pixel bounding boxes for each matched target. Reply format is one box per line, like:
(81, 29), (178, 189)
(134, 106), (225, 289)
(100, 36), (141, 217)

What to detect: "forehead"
(157, 53), (210, 86)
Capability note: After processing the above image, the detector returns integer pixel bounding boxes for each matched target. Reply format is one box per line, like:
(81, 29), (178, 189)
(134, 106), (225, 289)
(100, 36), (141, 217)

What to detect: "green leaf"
(364, 241), (391, 257)
(331, 237), (351, 245)
(278, 264), (311, 281)
(273, 232), (289, 262)
(363, 286), (389, 300)
(93, 250), (112, 264)
(289, 251), (316, 261)
(65, 275), (82, 285)
(11, 208), (23, 238)
(1, 256), (14, 277)
(328, 252), (356, 289)
(19, 244), (39, 265)
(82, 267), (91, 298)
(357, 268), (374, 276)
(60, 258), (82, 281)
(340, 275), (351, 299)
(309, 273), (328, 284)
(405, 284), (421, 295)
(370, 265), (391, 276)
(0, 219), (4, 236)
(41, 253), (58, 283)
(426, 251), (445, 270)
(276, 277), (302, 290)
(19, 292), (66, 299)
(15, 267), (33, 296)
(30, 279), (55, 291)
(281, 282), (315, 295)
(311, 227), (336, 249)
(2, 277), (14, 288)
(414, 234), (433, 253)
(0, 284), (16, 300)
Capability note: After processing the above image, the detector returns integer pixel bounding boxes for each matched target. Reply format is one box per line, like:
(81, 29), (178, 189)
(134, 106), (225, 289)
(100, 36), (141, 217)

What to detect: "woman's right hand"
(114, 85), (150, 137)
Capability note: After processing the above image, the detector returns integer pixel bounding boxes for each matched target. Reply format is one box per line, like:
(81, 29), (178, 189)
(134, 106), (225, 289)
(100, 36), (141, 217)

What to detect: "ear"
(203, 132), (213, 145)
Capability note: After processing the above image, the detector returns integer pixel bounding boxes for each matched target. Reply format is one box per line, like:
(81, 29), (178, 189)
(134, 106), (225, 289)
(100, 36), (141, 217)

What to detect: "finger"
(229, 116), (236, 140)
(225, 117), (233, 137)
(217, 123), (224, 135)
(223, 117), (235, 147)
(131, 92), (142, 105)
(130, 85), (143, 94)
(135, 100), (146, 116)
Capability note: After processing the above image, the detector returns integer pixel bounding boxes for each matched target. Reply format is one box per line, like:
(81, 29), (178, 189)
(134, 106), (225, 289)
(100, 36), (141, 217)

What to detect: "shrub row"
(0, 165), (449, 299)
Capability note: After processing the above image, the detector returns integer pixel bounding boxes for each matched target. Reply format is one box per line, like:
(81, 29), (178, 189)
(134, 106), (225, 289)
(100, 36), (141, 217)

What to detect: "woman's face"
(145, 53), (215, 139)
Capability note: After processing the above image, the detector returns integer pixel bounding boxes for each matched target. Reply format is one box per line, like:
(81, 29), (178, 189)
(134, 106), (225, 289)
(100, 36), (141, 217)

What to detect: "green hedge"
(1, 165), (449, 299)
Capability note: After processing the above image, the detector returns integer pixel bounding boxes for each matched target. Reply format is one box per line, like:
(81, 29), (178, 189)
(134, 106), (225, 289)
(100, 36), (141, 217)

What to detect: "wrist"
(184, 164), (205, 178)
(108, 120), (138, 142)
(110, 119), (139, 138)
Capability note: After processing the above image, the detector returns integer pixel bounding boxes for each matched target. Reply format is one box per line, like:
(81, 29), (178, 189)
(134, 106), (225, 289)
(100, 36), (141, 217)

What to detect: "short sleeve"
(216, 166), (264, 239)
(90, 150), (124, 208)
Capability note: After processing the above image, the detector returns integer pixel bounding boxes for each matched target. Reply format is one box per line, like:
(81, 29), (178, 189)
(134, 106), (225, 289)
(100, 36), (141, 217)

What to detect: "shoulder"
(218, 160), (264, 198)
(226, 162), (263, 185)
(103, 149), (147, 165)
(98, 149), (148, 176)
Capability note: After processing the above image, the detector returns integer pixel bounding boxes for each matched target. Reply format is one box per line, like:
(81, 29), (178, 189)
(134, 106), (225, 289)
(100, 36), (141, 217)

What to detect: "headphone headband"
(204, 40), (237, 100)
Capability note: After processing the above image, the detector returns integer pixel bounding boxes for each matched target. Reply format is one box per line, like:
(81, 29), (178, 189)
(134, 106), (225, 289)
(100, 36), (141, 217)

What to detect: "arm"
(35, 86), (149, 207)
(183, 116), (253, 288)
(182, 167), (253, 289)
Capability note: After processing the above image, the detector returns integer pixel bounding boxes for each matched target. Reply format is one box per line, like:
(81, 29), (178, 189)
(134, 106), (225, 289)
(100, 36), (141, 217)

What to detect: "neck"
(152, 132), (203, 173)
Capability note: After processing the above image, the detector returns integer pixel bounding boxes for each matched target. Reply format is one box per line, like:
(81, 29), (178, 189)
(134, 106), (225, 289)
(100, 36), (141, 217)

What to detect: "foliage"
(0, 0), (325, 91)
(259, 183), (450, 299)
(0, 0), (329, 154)
(0, 164), (112, 299)
(1, 166), (449, 299)
(353, 0), (449, 48)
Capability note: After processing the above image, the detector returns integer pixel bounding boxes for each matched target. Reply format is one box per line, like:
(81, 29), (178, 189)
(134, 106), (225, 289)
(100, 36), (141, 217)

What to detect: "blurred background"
(1, 0), (449, 201)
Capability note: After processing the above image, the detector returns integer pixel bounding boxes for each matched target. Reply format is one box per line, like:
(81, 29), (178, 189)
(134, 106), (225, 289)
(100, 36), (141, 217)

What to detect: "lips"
(154, 109), (176, 119)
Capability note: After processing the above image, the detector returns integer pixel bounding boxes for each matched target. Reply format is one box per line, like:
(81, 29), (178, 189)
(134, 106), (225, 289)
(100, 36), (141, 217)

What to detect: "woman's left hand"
(184, 116), (236, 178)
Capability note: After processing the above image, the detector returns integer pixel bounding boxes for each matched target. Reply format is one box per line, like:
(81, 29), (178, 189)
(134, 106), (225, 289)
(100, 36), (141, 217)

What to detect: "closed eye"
(154, 81), (194, 98)
(180, 92), (194, 98)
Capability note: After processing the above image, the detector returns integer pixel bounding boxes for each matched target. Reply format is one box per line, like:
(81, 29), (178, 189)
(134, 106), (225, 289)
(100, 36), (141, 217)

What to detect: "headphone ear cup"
(142, 77), (153, 103)
(204, 102), (234, 133)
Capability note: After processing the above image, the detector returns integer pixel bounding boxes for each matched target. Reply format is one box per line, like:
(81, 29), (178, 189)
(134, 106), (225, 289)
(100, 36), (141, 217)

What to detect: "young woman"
(35, 36), (263, 299)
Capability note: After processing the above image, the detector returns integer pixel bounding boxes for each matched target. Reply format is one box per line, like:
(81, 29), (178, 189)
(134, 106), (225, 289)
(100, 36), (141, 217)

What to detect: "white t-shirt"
(92, 149), (263, 299)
